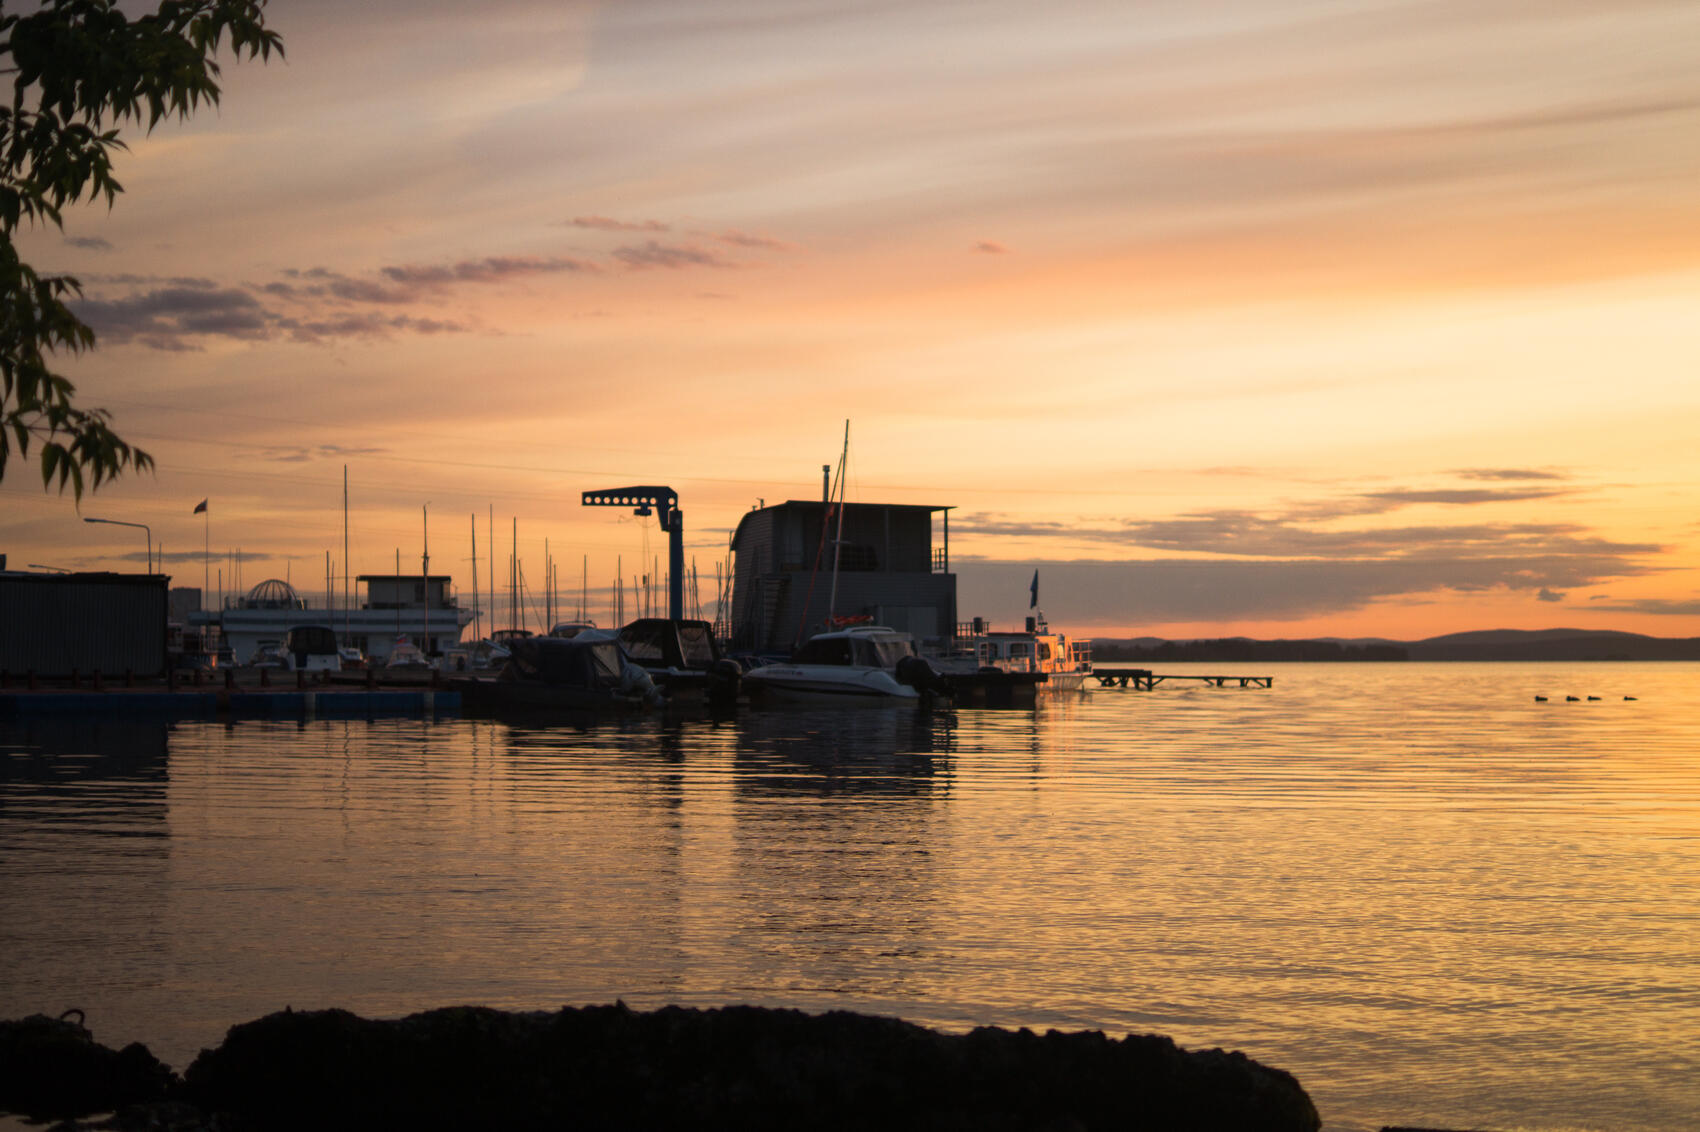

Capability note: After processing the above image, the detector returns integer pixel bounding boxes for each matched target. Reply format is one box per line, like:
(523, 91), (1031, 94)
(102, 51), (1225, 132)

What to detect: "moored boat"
(743, 625), (951, 705)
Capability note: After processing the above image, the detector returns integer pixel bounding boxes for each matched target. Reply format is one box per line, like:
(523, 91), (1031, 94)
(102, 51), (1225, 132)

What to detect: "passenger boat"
(742, 624), (951, 705)
(953, 614), (1093, 691)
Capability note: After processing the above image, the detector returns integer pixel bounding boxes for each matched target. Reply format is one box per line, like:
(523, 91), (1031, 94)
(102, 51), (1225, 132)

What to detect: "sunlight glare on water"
(3, 661), (1698, 1132)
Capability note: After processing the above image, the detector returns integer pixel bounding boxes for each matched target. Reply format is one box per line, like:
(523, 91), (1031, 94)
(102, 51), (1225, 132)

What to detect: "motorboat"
(250, 641), (288, 669)
(383, 634), (432, 670)
(742, 625), (951, 705)
(585, 618), (742, 704)
(282, 625), (341, 673)
(456, 634), (663, 713)
(939, 612), (1093, 691)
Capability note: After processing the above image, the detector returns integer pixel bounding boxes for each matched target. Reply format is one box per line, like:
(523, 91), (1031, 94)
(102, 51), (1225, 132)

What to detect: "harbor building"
(192, 575), (473, 664)
(0, 570), (168, 678)
(728, 500), (956, 654)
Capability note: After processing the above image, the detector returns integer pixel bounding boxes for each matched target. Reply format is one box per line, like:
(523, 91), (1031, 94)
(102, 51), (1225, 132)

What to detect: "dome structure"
(243, 578), (305, 610)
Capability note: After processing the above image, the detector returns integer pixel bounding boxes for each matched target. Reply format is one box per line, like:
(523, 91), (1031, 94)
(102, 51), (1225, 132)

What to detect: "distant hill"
(1404, 629), (1700, 661)
(1089, 629), (1700, 662)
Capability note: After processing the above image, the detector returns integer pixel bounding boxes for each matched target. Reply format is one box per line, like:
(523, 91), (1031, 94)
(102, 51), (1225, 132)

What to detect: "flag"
(193, 499), (207, 514)
(1029, 569), (1039, 609)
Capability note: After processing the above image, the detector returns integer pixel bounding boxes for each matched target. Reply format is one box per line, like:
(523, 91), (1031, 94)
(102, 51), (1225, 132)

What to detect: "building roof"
(731, 499), (952, 550)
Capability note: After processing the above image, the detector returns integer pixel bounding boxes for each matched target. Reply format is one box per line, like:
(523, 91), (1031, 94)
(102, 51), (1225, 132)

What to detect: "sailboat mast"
(826, 420), (850, 619)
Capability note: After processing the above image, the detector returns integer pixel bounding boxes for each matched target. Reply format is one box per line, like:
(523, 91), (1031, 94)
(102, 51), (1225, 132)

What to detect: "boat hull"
(743, 665), (920, 705)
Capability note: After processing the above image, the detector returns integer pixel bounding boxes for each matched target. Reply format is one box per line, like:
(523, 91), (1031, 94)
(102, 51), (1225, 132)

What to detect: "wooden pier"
(1092, 668), (1273, 690)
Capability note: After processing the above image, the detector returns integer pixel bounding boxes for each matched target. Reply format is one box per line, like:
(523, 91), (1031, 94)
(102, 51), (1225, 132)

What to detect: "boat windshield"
(853, 635), (915, 668)
(794, 637), (853, 665)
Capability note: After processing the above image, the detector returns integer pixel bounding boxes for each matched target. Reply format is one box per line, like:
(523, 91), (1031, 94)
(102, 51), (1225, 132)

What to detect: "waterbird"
(1587, 695), (1601, 701)
(1625, 696), (1638, 701)
(1534, 696), (1548, 702)
(1566, 695), (1580, 702)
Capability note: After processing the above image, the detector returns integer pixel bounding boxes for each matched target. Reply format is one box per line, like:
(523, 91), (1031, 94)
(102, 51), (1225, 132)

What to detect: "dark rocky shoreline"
(2, 1003), (1321, 1130)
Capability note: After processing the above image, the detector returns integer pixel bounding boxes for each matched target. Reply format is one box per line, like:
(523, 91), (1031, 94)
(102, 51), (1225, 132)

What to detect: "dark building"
(728, 500), (955, 653)
(0, 571), (169, 678)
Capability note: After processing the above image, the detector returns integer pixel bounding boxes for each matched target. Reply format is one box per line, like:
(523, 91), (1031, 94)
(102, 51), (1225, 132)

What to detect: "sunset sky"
(5, 0), (1700, 640)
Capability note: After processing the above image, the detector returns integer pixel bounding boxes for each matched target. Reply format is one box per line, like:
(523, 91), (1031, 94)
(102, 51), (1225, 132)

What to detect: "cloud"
(570, 216), (669, 232)
(714, 229), (798, 251)
(65, 236), (112, 251)
(956, 555), (1658, 628)
(1537, 587), (1566, 603)
(259, 444), (389, 463)
(75, 286), (272, 349)
(974, 241), (1008, 254)
(612, 240), (736, 270)
(379, 255), (598, 289)
(1455, 468), (1571, 482)
(1581, 598), (1700, 616)
(1359, 487), (1574, 507)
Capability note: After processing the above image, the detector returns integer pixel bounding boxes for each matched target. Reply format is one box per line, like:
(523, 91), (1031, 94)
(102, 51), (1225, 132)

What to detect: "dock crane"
(582, 486), (684, 623)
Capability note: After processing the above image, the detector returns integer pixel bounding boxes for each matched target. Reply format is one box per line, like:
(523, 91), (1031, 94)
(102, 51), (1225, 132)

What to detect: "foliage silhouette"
(0, 0), (280, 499)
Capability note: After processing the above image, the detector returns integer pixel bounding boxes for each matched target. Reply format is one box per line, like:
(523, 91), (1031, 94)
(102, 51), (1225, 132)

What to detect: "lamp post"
(84, 516), (153, 574)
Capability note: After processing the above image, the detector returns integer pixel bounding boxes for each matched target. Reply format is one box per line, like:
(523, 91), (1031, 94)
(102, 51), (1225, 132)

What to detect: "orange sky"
(5, 0), (1700, 641)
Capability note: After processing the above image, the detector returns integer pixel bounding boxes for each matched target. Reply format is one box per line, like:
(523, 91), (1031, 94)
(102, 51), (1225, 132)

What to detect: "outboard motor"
(895, 655), (952, 698)
(707, 657), (743, 706)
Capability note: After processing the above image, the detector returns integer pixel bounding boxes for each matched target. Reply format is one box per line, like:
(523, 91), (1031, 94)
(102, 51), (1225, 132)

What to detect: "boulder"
(0, 1012), (173, 1120)
(182, 1003), (1320, 1131)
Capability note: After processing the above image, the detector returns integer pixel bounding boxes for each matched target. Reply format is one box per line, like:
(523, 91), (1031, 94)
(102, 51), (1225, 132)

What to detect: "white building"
(192, 576), (473, 664)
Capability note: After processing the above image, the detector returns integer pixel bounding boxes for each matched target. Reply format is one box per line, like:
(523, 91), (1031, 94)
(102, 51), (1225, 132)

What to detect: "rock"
(182, 1003), (1321, 1131)
(0, 1012), (174, 1121)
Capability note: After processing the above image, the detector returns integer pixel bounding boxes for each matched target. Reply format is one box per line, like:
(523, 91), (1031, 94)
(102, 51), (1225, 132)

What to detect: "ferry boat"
(949, 613), (1093, 691)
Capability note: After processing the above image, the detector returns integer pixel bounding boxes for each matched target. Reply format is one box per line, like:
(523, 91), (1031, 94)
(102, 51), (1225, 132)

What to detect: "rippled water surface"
(4, 662), (1698, 1131)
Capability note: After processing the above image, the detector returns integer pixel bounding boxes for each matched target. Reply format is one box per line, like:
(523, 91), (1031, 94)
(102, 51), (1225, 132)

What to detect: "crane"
(581, 486), (684, 623)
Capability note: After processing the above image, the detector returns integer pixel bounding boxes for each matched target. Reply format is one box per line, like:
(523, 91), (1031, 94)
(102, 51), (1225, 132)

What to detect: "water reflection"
(0, 720), (174, 1045)
(3, 667), (1700, 1132)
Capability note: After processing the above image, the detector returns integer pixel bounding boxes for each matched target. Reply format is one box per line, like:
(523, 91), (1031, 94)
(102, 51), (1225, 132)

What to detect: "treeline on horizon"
(1094, 639), (1408, 663)
(1092, 633), (1700, 662)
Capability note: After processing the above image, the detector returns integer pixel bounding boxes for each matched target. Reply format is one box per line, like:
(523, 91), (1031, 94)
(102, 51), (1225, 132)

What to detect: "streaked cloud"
(612, 240), (737, 270)
(570, 216), (669, 232)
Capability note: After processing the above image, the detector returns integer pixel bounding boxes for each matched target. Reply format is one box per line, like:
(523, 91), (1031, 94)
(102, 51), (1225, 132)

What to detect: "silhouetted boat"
(743, 625), (950, 705)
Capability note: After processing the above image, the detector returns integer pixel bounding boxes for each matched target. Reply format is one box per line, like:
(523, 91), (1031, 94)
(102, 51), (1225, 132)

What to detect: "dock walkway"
(1092, 668), (1273, 690)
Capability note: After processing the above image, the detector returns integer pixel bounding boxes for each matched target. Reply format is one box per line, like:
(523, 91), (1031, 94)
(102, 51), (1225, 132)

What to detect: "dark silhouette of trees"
(1, 0), (280, 499)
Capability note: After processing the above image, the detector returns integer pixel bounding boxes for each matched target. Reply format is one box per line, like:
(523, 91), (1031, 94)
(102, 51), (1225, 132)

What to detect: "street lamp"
(84, 516), (153, 574)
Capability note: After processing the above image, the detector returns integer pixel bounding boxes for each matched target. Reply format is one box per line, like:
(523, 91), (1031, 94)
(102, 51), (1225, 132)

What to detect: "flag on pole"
(193, 499), (208, 514)
(1029, 569), (1039, 609)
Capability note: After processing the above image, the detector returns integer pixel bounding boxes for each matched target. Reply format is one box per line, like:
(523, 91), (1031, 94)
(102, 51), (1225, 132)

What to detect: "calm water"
(3, 662), (1698, 1131)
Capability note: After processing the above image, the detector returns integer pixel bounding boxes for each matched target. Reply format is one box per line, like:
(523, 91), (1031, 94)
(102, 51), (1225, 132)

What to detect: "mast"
(342, 466), (350, 648)
(421, 503), (430, 653)
(470, 514), (480, 642)
(826, 419), (850, 620)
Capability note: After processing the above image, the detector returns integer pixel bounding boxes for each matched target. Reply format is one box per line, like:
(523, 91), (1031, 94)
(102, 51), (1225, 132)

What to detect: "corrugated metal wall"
(0, 574), (169, 677)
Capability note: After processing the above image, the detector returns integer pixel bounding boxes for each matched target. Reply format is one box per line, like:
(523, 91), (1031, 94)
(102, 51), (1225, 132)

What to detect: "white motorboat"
(383, 634), (432, 670)
(742, 624), (950, 704)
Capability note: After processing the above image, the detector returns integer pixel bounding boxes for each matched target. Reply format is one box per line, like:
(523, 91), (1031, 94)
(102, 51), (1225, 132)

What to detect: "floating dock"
(1091, 668), (1273, 690)
(0, 685), (459, 720)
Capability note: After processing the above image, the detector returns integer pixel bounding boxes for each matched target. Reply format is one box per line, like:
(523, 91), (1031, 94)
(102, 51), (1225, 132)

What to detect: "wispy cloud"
(569, 216), (669, 232)
(1455, 468), (1571, 482)
(974, 240), (1008, 254)
(714, 229), (798, 251)
(612, 240), (736, 270)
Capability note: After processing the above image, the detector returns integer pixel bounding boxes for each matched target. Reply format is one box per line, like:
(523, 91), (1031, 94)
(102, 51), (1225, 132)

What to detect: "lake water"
(3, 662), (1698, 1131)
